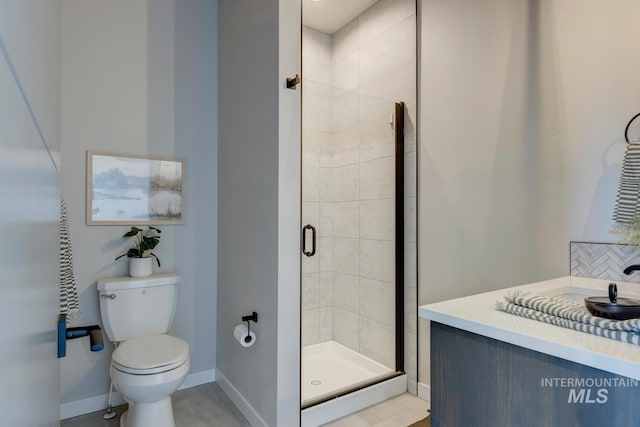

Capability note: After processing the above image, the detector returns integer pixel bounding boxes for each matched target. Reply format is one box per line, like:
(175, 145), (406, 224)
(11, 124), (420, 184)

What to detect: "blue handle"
(67, 330), (88, 338)
(57, 315), (66, 358)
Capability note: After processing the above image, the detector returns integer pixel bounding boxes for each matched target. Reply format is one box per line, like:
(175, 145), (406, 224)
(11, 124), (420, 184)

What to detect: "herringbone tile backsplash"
(570, 242), (640, 283)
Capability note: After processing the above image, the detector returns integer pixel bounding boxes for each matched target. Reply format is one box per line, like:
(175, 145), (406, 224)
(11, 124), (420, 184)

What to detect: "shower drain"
(310, 380), (322, 386)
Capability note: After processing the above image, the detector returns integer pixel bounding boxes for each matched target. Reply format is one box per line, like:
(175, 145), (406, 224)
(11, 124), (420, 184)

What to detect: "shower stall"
(300, 0), (417, 421)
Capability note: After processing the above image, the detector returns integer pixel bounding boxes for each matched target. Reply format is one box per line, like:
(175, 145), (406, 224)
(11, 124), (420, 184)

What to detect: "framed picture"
(87, 151), (185, 225)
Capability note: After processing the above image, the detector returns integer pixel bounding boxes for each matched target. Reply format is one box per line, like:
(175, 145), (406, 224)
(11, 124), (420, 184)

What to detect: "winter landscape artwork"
(87, 151), (184, 224)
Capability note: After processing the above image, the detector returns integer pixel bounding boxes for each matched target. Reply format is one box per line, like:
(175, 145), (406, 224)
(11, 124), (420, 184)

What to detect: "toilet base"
(118, 398), (176, 427)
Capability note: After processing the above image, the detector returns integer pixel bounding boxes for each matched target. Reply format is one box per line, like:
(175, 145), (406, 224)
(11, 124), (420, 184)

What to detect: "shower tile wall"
(302, 27), (333, 346)
(302, 0), (417, 391)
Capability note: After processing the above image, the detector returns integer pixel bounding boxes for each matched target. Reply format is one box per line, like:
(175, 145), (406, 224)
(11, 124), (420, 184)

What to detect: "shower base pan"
(301, 340), (406, 426)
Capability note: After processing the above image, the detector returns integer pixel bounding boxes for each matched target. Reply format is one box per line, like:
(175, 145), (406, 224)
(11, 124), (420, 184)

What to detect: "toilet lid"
(112, 334), (189, 375)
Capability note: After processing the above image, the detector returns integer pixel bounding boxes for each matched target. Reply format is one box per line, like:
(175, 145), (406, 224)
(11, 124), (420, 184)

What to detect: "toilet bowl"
(97, 274), (189, 427)
(111, 334), (190, 427)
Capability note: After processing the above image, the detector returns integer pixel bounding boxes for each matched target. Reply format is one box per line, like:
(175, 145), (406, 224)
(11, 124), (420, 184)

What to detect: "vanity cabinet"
(431, 322), (640, 427)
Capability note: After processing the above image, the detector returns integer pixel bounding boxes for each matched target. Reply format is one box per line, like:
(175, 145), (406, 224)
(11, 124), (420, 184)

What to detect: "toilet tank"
(97, 273), (180, 342)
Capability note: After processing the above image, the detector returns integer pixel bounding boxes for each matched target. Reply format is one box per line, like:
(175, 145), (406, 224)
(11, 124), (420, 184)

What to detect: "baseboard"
(216, 369), (269, 427)
(59, 390), (126, 421)
(408, 378), (418, 395)
(417, 382), (431, 402)
(59, 368), (216, 420)
(179, 368), (216, 390)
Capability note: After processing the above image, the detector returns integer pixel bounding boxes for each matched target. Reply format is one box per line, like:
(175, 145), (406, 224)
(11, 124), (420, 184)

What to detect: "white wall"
(0, 1), (61, 424)
(418, 0), (640, 390)
(60, 0), (217, 406)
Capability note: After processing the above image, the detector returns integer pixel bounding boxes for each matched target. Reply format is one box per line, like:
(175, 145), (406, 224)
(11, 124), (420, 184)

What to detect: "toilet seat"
(112, 334), (189, 375)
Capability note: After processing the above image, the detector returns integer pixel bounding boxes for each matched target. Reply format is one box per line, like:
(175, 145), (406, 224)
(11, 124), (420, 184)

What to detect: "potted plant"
(615, 216), (640, 247)
(115, 226), (161, 277)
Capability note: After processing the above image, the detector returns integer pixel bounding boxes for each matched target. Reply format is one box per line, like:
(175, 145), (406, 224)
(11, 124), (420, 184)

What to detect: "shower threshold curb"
(301, 373), (407, 427)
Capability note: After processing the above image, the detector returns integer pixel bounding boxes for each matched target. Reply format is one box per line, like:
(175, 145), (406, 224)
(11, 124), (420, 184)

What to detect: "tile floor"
(321, 393), (429, 427)
(61, 383), (250, 427)
(61, 383), (429, 427)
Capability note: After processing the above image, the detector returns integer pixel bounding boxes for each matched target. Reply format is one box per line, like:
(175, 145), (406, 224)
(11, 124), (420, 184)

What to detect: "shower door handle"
(302, 224), (316, 257)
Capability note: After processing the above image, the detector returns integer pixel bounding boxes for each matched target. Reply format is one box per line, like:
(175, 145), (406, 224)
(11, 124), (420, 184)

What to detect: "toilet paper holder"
(241, 312), (258, 338)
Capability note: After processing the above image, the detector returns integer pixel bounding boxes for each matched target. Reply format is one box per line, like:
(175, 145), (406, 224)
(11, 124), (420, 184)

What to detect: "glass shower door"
(300, 0), (417, 409)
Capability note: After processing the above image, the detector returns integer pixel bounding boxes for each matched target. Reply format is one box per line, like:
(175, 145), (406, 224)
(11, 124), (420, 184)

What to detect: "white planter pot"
(129, 257), (153, 277)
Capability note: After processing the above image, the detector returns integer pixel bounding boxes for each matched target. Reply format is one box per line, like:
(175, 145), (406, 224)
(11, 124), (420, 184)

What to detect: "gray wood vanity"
(420, 277), (640, 427)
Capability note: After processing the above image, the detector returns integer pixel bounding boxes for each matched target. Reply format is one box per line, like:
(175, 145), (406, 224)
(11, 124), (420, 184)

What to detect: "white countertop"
(418, 276), (640, 380)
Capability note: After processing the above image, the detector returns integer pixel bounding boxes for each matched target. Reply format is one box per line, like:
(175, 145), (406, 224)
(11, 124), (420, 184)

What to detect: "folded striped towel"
(496, 291), (640, 346)
(612, 142), (640, 229)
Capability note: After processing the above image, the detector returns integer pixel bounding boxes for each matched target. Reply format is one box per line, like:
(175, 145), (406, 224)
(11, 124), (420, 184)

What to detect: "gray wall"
(60, 0), (217, 405)
(217, 0), (280, 426)
(173, 0), (218, 383)
(418, 0), (640, 390)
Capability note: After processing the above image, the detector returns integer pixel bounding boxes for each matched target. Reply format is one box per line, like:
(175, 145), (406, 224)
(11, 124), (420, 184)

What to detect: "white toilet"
(97, 273), (190, 427)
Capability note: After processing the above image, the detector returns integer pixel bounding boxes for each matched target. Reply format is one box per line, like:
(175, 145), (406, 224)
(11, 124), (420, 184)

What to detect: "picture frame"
(86, 151), (185, 225)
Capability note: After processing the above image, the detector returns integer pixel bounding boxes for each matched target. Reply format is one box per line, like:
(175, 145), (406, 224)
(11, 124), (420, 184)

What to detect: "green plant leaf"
(127, 248), (142, 258)
(143, 236), (159, 250)
(150, 252), (161, 267)
(148, 226), (162, 234)
(123, 226), (143, 237)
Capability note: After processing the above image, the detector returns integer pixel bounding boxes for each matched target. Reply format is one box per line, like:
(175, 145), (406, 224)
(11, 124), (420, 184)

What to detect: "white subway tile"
(360, 238), (394, 282)
(360, 156), (394, 200)
(333, 126), (360, 167)
(303, 55), (332, 87)
(360, 198), (394, 240)
(319, 202), (333, 237)
(333, 237), (359, 275)
(333, 272), (359, 313)
(359, 316), (395, 368)
(359, 277), (395, 325)
(320, 271), (333, 307)
(359, 116), (394, 162)
(358, 60), (416, 104)
(358, 0), (415, 46)
(333, 201), (359, 238)
(302, 202), (319, 229)
(332, 18), (359, 62)
(302, 159), (319, 202)
(319, 306), (333, 342)
(319, 167), (333, 202)
(302, 308), (320, 346)
(333, 307), (359, 351)
(302, 248), (319, 274)
(360, 93), (394, 123)
(332, 49), (359, 92)
(302, 26), (332, 63)
(302, 272), (320, 310)
(332, 90), (360, 132)
(333, 164), (359, 202)
(319, 236), (332, 272)
(359, 17), (416, 86)
(303, 80), (333, 131)
(319, 132), (334, 167)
